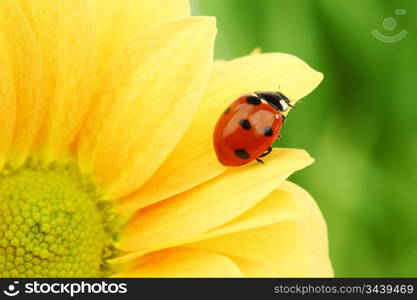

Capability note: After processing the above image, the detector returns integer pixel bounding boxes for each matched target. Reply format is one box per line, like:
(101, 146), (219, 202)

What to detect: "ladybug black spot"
(239, 119), (251, 130)
(223, 106), (231, 115)
(264, 126), (274, 137)
(234, 149), (250, 159)
(246, 96), (261, 105)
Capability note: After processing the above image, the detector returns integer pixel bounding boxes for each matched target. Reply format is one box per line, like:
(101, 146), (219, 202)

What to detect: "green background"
(192, 0), (417, 277)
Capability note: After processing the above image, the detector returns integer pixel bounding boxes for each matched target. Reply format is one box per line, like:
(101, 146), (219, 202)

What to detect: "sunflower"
(0, 0), (332, 277)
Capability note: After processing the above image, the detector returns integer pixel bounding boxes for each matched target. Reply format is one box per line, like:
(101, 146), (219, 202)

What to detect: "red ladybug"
(213, 91), (293, 166)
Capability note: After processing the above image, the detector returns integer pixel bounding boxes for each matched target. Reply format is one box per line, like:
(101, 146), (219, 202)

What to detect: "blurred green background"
(192, 0), (417, 277)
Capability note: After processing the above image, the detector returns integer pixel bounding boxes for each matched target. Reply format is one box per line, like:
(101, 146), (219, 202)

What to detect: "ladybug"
(213, 91), (294, 166)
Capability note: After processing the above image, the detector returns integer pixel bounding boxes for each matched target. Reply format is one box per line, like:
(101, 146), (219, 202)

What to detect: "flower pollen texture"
(0, 163), (116, 277)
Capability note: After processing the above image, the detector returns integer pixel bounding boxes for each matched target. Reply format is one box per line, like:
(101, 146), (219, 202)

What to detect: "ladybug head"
(255, 91), (293, 112)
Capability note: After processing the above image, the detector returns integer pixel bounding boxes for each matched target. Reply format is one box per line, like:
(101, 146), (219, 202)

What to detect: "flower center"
(0, 162), (117, 277)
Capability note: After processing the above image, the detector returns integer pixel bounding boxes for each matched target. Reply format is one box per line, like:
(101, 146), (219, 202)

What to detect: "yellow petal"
(77, 17), (216, 199)
(185, 181), (333, 277)
(0, 43), (15, 170)
(112, 172), (310, 264)
(89, 0), (190, 69)
(118, 53), (323, 212)
(115, 248), (242, 278)
(119, 149), (313, 252)
(226, 255), (279, 277)
(0, 0), (46, 167)
(113, 186), (308, 276)
(16, 0), (96, 162)
(204, 187), (308, 237)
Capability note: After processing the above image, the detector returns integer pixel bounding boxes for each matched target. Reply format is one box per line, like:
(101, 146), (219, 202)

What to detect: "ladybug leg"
(256, 147), (273, 164)
(281, 114), (286, 123)
(259, 146), (272, 158)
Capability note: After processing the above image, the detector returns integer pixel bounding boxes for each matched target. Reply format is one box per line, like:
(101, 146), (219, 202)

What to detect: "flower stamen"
(0, 161), (118, 277)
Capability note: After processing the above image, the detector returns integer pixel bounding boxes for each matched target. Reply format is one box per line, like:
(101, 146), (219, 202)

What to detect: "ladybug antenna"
(275, 86), (294, 109)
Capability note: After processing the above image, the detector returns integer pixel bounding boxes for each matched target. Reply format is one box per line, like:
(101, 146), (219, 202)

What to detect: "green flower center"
(0, 162), (118, 277)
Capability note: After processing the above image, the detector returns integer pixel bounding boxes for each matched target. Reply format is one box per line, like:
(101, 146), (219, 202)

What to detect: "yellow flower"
(0, 0), (332, 277)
